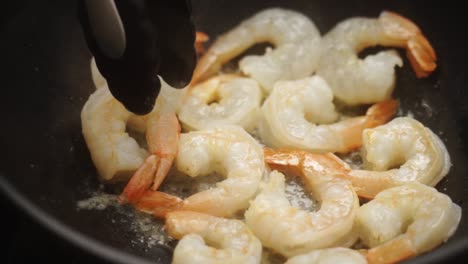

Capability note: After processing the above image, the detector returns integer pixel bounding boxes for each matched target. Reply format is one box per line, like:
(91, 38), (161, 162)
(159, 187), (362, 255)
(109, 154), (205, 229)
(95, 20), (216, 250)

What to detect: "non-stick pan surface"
(1, 0), (467, 263)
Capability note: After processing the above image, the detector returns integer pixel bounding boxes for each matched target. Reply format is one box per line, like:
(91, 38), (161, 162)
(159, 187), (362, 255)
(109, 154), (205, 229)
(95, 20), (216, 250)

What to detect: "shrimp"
(357, 182), (461, 264)
(135, 125), (265, 218)
(258, 76), (398, 153)
(81, 85), (149, 182)
(347, 117), (451, 199)
(120, 82), (185, 204)
(244, 149), (360, 258)
(192, 8), (322, 93)
(166, 211), (262, 264)
(317, 11), (437, 105)
(178, 74), (262, 132)
(285, 248), (367, 264)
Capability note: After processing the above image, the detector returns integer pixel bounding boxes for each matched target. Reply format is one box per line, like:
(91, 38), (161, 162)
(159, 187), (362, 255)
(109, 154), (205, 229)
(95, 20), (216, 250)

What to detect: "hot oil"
(76, 188), (175, 250)
(337, 150), (363, 170)
(76, 170), (228, 252)
(76, 98), (434, 261)
(285, 176), (319, 212)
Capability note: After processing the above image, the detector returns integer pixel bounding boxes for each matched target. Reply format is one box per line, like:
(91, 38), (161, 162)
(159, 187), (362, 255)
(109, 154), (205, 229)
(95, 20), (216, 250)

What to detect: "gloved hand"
(78, 0), (197, 115)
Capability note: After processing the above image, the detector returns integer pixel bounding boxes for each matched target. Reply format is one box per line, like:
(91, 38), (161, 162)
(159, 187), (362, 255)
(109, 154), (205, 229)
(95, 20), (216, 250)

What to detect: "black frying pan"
(1, 0), (467, 263)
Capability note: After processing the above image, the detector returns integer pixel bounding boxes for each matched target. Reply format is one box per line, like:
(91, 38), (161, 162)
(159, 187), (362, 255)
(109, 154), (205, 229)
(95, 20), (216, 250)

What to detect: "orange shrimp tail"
(146, 112), (180, 191)
(380, 11), (421, 40)
(339, 99), (398, 153)
(150, 157), (174, 191)
(407, 35), (437, 78)
(379, 11), (437, 78)
(347, 170), (397, 199)
(264, 148), (305, 177)
(136, 190), (183, 219)
(366, 99), (399, 127)
(365, 236), (416, 264)
(120, 155), (159, 204)
(264, 148), (351, 177)
(195, 31), (209, 56)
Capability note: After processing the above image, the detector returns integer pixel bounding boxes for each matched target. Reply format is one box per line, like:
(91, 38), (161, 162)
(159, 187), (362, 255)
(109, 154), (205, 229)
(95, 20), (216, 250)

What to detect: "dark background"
(2, 0), (468, 263)
(2, 194), (110, 264)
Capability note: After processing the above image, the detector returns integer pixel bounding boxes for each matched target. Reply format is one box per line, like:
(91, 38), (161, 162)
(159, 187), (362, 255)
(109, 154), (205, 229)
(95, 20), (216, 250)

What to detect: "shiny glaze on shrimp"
(317, 11), (437, 105)
(192, 8), (322, 93)
(348, 117), (451, 198)
(119, 82), (184, 204)
(357, 183), (461, 264)
(166, 211), (262, 264)
(178, 74), (262, 132)
(245, 149), (359, 258)
(135, 125), (265, 218)
(258, 76), (398, 153)
(286, 248), (367, 264)
(81, 85), (149, 182)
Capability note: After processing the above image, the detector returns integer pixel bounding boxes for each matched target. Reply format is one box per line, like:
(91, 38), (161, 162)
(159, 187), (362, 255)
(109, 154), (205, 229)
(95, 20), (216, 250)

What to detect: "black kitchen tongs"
(78, 0), (197, 115)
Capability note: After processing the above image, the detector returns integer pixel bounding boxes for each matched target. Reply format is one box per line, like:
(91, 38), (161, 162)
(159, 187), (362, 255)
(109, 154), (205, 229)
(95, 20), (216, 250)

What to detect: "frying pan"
(1, 0), (467, 263)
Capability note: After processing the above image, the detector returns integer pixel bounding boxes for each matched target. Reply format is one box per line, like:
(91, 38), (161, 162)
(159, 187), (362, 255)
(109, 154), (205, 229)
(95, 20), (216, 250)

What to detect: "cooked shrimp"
(192, 8), (322, 93)
(178, 74), (262, 132)
(166, 211), (262, 264)
(258, 76), (398, 153)
(88, 57), (156, 135)
(135, 125), (264, 218)
(286, 248), (367, 264)
(348, 117), (451, 198)
(244, 149), (359, 258)
(120, 82), (185, 204)
(357, 182), (461, 264)
(317, 11), (437, 105)
(81, 85), (149, 182)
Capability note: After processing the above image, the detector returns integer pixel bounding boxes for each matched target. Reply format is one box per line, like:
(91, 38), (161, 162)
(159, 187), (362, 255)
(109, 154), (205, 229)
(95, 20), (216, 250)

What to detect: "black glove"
(78, 0), (197, 115)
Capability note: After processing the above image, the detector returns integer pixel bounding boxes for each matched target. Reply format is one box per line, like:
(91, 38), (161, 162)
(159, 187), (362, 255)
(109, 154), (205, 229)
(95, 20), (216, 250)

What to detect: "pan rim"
(1, 175), (467, 263)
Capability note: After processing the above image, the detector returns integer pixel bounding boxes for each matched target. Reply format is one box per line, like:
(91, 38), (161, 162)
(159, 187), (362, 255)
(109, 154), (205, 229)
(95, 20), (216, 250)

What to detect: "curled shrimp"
(357, 182), (461, 264)
(119, 82), (184, 204)
(245, 149), (359, 258)
(317, 11), (437, 105)
(178, 74), (262, 132)
(81, 85), (150, 182)
(347, 117), (451, 198)
(192, 8), (322, 93)
(285, 248), (367, 264)
(258, 76), (398, 153)
(166, 211), (262, 264)
(135, 125), (264, 218)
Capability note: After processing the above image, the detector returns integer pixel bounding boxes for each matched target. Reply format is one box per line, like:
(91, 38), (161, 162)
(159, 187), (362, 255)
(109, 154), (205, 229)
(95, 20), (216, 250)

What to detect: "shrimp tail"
(365, 236), (416, 264)
(347, 170), (397, 199)
(379, 11), (437, 78)
(407, 35), (437, 78)
(135, 190), (183, 218)
(264, 148), (351, 177)
(151, 155), (175, 191)
(366, 99), (399, 127)
(121, 112), (180, 204)
(195, 31), (210, 56)
(338, 99), (398, 153)
(120, 155), (159, 204)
